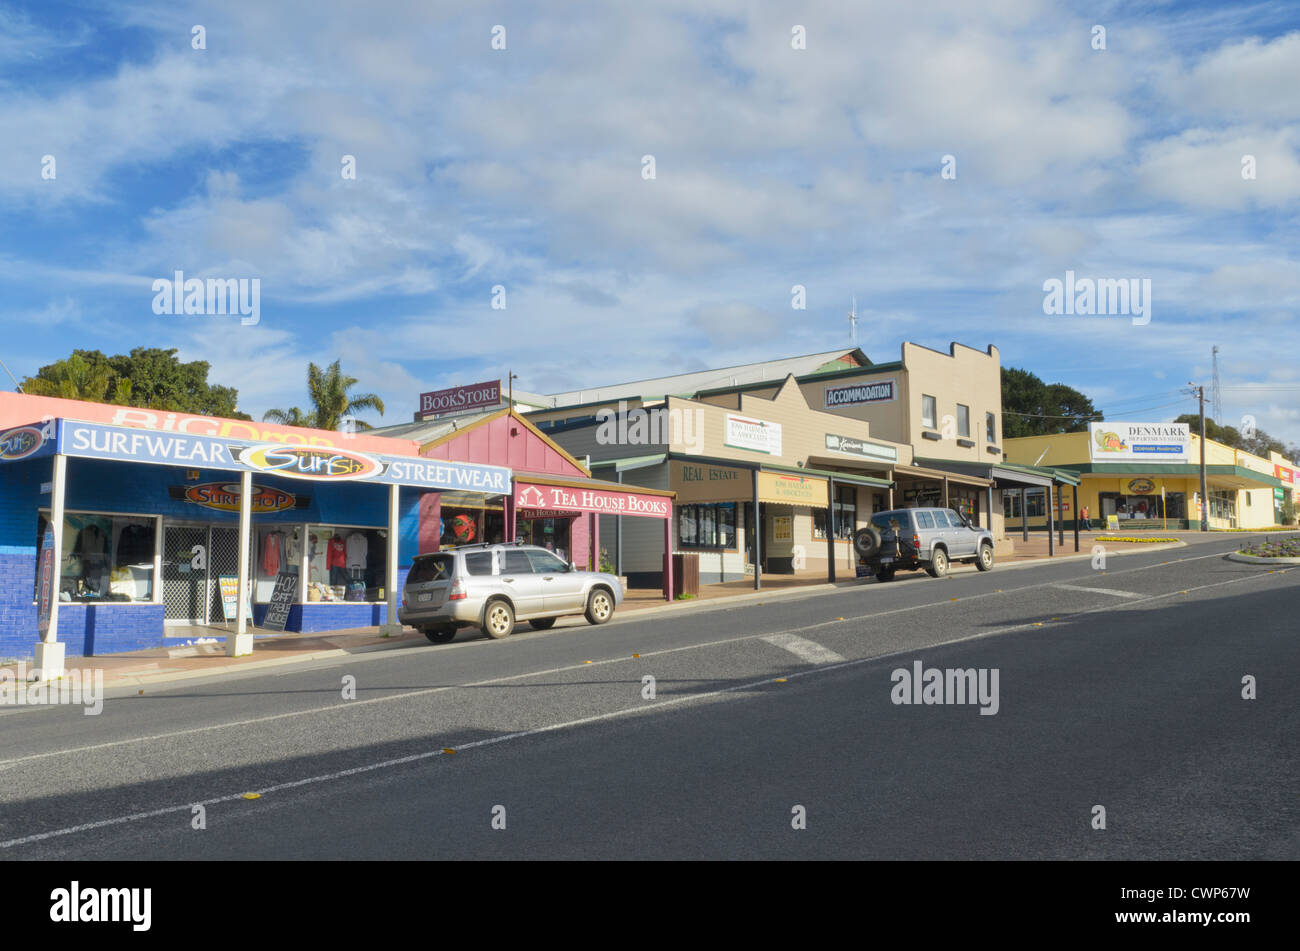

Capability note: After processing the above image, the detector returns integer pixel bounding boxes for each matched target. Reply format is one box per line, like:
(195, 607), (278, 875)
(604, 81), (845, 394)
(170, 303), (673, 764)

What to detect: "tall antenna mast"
(1210, 346), (1222, 424)
(848, 296), (858, 347)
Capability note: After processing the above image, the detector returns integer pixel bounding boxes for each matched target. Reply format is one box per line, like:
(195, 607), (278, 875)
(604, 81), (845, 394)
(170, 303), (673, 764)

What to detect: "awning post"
(381, 484), (403, 636)
(826, 477), (836, 583)
(752, 469), (762, 590)
(33, 453), (68, 681)
(1047, 483), (1056, 556)
(227, 468), (255, 656)
(1073, 484), (1080, 552)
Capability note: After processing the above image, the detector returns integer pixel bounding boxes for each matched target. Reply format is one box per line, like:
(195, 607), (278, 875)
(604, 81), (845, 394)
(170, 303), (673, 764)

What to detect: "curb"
(64, 540), (1192, 691)
(1225, 551), (1300, 566)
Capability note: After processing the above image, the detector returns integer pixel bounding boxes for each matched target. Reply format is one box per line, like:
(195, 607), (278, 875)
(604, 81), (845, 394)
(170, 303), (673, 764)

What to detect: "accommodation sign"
(825, 433), (897, 462)
(824, 379), (896, 408)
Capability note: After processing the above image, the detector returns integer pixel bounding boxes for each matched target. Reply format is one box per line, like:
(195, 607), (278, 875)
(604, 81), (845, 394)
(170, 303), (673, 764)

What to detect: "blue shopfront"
(0, 415), (510, 670)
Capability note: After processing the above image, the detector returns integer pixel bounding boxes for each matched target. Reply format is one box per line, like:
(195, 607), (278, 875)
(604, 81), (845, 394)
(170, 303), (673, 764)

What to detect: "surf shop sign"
(184, 482), (298, 513)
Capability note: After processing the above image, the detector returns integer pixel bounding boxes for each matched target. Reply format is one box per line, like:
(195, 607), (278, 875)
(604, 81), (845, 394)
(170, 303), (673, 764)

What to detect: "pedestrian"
(1079, 504), (1091, 531)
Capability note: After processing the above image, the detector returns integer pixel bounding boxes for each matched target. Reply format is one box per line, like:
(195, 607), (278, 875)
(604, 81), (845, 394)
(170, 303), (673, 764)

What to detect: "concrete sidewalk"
(2, 533), (1193, 692)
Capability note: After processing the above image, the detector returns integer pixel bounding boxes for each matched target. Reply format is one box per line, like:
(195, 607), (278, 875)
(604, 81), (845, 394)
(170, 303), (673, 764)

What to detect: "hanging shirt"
(262, 532), (282, 576)
(346, 532), (368, 568)
(327, 535), (347, 569)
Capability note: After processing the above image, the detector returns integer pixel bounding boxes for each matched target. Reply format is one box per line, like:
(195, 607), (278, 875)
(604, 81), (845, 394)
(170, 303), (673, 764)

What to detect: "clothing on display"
(327, 535), (346, 569)
(346, 531), (368, 568)
(262, 530), (285, 576)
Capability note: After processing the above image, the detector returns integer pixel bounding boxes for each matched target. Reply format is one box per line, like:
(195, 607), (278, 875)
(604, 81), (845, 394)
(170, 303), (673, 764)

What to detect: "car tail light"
(448, 577), (468, 601)
(912, 533), (921, 551)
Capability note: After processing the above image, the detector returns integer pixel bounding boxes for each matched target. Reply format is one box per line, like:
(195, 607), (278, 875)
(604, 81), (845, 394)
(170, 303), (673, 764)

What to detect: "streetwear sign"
(56, 420), (510, 493)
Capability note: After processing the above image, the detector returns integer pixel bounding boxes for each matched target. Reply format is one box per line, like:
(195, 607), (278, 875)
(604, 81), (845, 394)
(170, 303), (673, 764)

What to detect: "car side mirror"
(568, 562), (577, 572)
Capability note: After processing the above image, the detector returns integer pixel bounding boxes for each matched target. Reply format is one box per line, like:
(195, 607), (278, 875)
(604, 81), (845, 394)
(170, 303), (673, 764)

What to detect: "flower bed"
(1094, 536), (1178, 544)
(1237, 537), (1300, 558)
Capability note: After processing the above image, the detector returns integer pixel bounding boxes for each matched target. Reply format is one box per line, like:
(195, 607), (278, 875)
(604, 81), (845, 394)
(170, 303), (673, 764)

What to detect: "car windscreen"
(407, 554), (453, 584)
(872, 513), (905, 531)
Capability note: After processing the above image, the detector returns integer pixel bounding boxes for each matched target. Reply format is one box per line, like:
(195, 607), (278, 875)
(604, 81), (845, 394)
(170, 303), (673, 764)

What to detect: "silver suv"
(854, 507), (995, 581)
(399, 543), (625, 643)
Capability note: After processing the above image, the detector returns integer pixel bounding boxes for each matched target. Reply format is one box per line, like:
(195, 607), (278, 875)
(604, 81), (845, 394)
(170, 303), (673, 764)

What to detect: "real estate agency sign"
(419, 380), (501, 418)
(515, 482), (671, 519)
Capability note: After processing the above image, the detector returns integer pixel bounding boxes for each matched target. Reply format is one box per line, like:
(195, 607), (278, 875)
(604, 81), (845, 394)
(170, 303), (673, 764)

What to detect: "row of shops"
(7, 345), (1294, 665)
(0, 393), (675, 667)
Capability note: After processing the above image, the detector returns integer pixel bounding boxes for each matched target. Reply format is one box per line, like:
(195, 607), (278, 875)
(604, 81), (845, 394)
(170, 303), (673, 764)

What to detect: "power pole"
(1187, 382), (1209, 531)
(1211, 346), (1222, 423)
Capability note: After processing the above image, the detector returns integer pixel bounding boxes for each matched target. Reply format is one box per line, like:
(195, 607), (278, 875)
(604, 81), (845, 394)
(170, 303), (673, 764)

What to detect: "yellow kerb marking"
(242, 793), (260, 800)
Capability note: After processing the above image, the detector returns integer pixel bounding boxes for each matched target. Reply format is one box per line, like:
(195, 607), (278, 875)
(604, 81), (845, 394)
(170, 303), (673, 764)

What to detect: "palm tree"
(263, 360), (385, 431)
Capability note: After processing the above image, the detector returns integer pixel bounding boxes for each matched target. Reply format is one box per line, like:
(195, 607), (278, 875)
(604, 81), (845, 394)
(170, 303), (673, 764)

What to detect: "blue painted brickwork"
(1, 457), (425, 656)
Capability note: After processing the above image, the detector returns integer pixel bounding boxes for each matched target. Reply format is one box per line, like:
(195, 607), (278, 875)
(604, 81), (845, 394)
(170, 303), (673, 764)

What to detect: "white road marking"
(1, 547), (1286, 768)
(761, 633), (846, 664)
(0, 567), (1291, 851)
(1051, 583), (1144, 599)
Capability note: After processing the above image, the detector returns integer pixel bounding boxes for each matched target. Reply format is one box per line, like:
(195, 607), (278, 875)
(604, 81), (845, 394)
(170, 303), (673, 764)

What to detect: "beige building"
(522, 345), (1081, 586)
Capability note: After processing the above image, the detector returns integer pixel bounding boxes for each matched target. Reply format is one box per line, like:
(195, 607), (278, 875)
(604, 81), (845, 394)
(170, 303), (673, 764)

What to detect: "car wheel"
(853, 526), (881, 559)
(926, 548), (949, 578)
(876, 567), (895, 582)
(529, 617), (558, 630)
(975, 542), (994, 571)
(422, 624), (457, 644)
(481, 599), (515, 639)
(585, 587), (615, 625)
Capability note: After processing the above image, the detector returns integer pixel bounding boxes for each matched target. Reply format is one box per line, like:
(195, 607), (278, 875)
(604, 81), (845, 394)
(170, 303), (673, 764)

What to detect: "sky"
(1, 0), (1298, 443)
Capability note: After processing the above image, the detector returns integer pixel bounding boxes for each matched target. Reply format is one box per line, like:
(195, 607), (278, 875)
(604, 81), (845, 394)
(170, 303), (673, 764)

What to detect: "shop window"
(922, 395), (937, 429)
(678, 502), (736, 549)
(957, 404), (970, 438)
(520, 517), (569, 560)
(35, 512), (157, 604)
(813, 486), (858, 540)
(255, 526), (304, 601)
(986, 412), (997, 444)
(304, 526), (387, 603)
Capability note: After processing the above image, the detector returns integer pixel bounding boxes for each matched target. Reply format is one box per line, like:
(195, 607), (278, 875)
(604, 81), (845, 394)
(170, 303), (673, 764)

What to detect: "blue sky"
(2, 0), (1298, 442)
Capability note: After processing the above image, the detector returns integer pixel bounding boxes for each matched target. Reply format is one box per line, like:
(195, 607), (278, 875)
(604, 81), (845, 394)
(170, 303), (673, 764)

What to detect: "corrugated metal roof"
(540, 349), (867, 407)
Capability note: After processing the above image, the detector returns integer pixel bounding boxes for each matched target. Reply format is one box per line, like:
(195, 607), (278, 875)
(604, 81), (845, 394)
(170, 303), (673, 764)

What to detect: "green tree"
(1001, 367), (1101, 438)
(1174, 413), (1295, 460)
(21, 348), (247, 418)
(263, 360), (385, 431)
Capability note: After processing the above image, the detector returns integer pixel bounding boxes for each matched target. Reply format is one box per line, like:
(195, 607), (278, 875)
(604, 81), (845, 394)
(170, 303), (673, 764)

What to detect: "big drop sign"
(515, 482), (671, 518)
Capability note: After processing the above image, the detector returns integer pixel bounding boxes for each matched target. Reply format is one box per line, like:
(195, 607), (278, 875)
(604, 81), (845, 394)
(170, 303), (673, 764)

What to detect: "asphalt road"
(2, 533), (1297, 860)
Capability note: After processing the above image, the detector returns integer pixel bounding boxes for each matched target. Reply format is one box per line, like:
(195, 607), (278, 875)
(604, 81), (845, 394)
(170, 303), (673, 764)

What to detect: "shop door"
(162, 524), (243, 625)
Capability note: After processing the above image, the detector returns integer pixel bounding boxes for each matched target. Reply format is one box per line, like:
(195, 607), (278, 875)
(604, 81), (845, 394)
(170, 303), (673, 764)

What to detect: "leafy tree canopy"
(1001, 367), (1101, 438)
(21, 348), (248, 419)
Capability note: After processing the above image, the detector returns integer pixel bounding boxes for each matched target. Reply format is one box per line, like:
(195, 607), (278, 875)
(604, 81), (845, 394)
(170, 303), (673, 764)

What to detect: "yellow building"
(1004, 423), (1294, 530)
